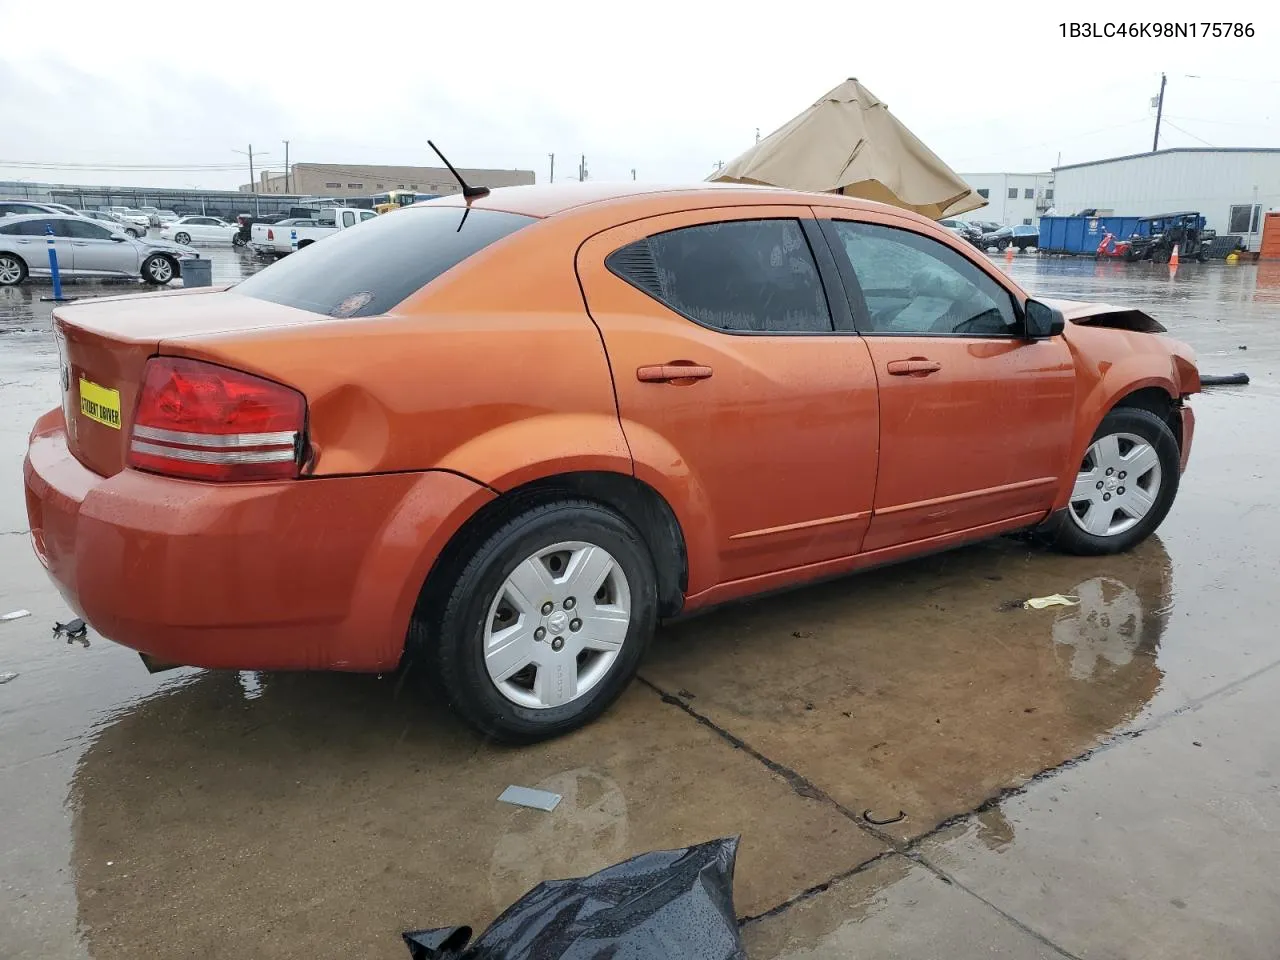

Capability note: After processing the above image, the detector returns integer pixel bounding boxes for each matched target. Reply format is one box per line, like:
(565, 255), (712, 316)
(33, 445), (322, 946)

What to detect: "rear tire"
(0, 253), (27, 286)
(174, 231), (191, 245)
(1052, 408), (1180, 556)
(414, 499), (658, 743)
(141, 254), (175, 285)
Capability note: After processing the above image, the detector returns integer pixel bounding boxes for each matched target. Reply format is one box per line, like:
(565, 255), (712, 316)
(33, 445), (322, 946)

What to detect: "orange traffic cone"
(1004, 243), (1015, 263)
(1169, 243), (1180, 267)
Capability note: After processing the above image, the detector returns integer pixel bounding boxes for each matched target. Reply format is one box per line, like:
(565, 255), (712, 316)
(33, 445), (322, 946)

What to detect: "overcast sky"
(1, 0), (1275, 190)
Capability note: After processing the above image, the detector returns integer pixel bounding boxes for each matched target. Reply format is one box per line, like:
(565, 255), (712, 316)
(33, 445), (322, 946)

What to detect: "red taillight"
(126, 357), (305, 482)
(267, 228), (274, 240)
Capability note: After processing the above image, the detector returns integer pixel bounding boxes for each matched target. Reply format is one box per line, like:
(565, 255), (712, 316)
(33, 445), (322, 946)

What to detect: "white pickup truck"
(248, 207), (378, 256)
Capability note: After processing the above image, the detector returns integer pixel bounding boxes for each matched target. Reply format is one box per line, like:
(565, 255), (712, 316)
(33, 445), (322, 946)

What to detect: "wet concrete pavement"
(2, 250), (1279, 958)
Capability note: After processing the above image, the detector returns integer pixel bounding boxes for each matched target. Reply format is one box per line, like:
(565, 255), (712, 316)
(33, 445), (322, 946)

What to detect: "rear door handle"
(886, 359), (942, 376)
(636, 363), (714, 383)
(72, 242), (89, 247)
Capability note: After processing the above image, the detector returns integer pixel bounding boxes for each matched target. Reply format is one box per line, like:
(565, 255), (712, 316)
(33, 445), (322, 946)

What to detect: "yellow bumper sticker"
(79, 378), (122, 430)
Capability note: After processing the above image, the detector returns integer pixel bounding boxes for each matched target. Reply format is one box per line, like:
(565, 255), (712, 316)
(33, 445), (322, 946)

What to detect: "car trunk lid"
(53, 287), (319, 478)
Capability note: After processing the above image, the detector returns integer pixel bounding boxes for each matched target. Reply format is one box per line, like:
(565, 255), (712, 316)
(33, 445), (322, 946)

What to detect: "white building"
(1052, 148), (1280, 251)
(958, 172), (1054, 226)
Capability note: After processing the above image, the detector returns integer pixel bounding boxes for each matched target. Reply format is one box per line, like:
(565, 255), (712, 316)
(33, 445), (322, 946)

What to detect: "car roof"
(0, 213), (81, 222)
(421, 181), (941, 228)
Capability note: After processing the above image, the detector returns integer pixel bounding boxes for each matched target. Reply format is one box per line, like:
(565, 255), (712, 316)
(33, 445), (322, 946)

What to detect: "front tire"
(417, 500), (658, 743)
(0, 253), (27, 286)
(1053, 407), (1180, 555)
(174, 231), (191, 244)
(141, 254), (175, 285)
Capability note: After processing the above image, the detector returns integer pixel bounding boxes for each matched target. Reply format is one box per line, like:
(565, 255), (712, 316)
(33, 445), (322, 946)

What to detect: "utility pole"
(548, 152), (554, 183)
(631, 168), (636, 180)
(232, 146), (268, 215)
(579, 154), (587, 182)
(1152, 73), (1167, 152)
(755, 127), (760, 143)
(282, 140), (290, 193)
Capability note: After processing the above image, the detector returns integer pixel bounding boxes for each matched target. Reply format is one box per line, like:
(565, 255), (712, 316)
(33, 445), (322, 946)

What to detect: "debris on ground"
(1, 609), (31, 622)
(402, 838), (744, 960)
(0, 672), (18, 684)
(497, 785), (562, 812)
(1200, 373), (1250, 386)
(53, 618), (89, 646)
(1024, 594), (1081, 610)
(863, 808), (907, 826)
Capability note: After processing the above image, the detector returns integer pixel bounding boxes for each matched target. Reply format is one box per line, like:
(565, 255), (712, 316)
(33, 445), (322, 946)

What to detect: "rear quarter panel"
(161, 217), (632, 488)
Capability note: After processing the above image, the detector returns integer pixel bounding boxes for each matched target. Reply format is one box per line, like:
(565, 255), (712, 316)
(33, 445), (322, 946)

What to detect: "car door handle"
(886, 359), (943, 376)
(72, 241), (89, 246)
(636, 363), (714, 383)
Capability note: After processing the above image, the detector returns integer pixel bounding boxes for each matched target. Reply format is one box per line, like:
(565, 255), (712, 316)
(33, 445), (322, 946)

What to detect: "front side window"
(606, 219), (832, 334)
(341, 210), (356, 228)
(831, 221), (1018, 337)
(64, 219), (114, 239)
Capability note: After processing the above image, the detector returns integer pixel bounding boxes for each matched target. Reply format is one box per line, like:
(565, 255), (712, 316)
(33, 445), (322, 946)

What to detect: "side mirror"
(1024, 298), (1065, 339)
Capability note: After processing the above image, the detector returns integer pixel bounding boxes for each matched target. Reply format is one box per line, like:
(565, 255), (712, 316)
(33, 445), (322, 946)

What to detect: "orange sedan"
(24, 184), (1199, 742)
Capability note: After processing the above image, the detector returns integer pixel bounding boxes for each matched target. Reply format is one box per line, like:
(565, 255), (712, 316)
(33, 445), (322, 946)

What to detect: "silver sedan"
(0, 213), (199, 286)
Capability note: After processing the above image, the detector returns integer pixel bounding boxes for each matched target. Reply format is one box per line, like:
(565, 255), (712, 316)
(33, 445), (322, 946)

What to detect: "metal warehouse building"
(1052, 148), (1280, 251)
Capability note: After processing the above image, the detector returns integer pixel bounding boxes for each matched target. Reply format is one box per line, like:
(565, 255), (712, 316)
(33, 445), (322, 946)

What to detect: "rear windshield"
(234, 205), (535, 318)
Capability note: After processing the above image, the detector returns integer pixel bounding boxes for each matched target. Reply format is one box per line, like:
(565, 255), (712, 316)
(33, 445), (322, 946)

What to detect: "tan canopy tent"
(708, 78), (985, 220)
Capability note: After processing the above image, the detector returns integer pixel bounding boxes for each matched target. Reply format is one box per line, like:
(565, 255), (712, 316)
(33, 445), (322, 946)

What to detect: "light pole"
(282, 140), (290, 193)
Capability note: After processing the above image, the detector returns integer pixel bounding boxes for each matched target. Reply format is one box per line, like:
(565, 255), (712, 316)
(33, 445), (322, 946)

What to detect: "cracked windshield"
(3, 2), (1280, 958)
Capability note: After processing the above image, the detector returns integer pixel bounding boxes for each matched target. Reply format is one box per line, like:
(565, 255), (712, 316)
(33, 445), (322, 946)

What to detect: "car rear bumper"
(23, 408), (493, 672)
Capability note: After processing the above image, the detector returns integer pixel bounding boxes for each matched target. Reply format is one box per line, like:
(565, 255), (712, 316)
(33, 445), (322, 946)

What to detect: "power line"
(1160, 120), (1215, 147)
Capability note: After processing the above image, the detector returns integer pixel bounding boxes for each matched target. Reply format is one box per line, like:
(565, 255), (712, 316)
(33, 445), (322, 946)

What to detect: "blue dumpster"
(1038, 216), (1144, 255)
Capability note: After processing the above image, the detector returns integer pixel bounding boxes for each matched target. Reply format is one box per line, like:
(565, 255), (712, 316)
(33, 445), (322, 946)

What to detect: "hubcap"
(1069, 432), (1162, 537)
(0, 257), (20, 283)
(149, 258), (172, 282)
(483, 540), (631, 710)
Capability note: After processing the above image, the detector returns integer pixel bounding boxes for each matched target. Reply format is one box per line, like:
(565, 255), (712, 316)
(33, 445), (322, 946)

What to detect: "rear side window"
(606, 219), (832, 334)
(1, 219), (51, 236)
(235, 206), (534, 317)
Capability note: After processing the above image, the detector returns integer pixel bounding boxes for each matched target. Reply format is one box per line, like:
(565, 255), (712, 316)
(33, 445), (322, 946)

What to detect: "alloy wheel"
(1069, 432), (1162, 537)
(0, 256), (22, 284)
(483, 541), (632, 709)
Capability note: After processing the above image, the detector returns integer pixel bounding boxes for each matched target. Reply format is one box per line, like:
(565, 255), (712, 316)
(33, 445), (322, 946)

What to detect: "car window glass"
(48, 219), (78, 238)
(360, 211), (377, 221)
(235, 206), (534, 317)
(607, 219), (832, 334)
(65, 219), (114, 239)
(832, 221), (1017, 336)
(8, 220), (48, 236)
(342, 210), (356, 228)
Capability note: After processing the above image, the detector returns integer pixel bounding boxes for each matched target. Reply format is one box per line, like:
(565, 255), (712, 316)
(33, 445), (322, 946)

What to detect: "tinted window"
(832, 221), (1018, 336)
(341, 210), (356, 228)
(607, 219), (831, 334)
(3, 220), (49, 236)
(64, 219), (115, 239)
(0, 203), (47, 216)
(236, 205), (534, 318)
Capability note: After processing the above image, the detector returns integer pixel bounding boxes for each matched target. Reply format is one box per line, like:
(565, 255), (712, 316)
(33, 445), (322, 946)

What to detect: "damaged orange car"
(24, 183), (1199, 742)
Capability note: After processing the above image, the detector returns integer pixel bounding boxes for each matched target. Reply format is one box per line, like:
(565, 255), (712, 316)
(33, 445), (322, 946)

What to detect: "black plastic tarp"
(403, 837), (745, 959)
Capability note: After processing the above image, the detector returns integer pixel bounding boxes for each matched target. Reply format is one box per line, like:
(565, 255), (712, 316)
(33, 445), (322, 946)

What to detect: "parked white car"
(0, 214), (198, 286)
(113, 208), (153, 232)
(248, 207), (377, 256)
(160, 215), (239, 246)
(84, 209), (145, 237)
